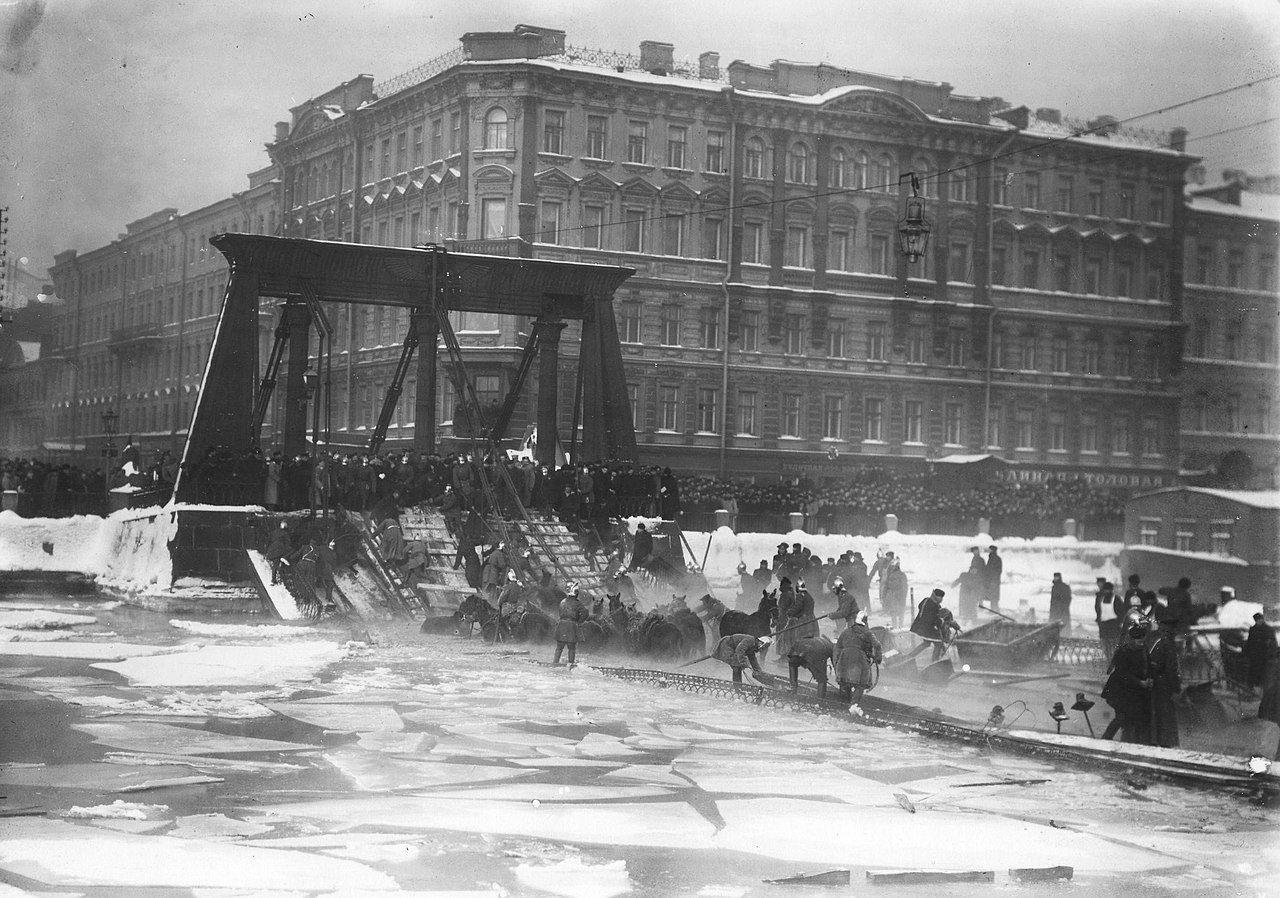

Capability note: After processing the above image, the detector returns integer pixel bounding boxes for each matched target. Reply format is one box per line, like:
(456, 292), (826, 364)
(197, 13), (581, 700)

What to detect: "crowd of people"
(1, 443), (175, 517)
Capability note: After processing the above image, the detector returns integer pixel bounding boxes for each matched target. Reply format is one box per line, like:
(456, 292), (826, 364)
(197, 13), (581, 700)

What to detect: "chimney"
(274, 121), (290, 143)
(639, 40), (674, 75)
(1035, 107), (1061, 125)
(995, 105), (1030, 130)
(1168, 126), (1188, 152)
(1187, 163), (1206, 186)
(699, 51), (720, 79)
(1088, 114), (1119, 137)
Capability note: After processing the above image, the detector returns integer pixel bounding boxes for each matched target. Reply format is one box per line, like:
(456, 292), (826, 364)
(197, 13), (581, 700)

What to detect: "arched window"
(744, 137), (765, 179)
(854, 151), (869, 189)
(484, 107), (509, 149)
(874, 153), (895, 192)
(831, 146), (848, 189)
(788, 143), (810, 184)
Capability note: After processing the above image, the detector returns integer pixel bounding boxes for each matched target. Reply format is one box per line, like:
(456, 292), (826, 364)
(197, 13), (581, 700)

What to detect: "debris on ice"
(0, 609), (98, 630)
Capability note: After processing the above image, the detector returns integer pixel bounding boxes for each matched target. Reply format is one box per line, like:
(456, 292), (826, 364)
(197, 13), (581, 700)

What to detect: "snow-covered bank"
(0, 505), (175, 589)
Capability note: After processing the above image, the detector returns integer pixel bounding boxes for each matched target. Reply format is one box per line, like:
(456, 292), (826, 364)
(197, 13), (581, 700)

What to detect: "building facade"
(19, 24), (1247, 492)
(1181, 169), (1280, 489)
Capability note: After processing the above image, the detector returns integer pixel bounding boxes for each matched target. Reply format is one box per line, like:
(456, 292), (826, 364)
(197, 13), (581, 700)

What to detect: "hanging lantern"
(898, 173), (932, 264)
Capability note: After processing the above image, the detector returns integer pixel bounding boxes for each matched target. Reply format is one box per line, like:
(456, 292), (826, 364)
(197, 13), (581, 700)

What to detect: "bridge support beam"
(413, 310), (439, 455)
(281, 300), (312, 457)
(535, 320), (566, 467)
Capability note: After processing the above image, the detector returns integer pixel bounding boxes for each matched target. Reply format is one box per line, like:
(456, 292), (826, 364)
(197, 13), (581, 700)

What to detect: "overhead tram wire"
(537, 72), (1280, 243)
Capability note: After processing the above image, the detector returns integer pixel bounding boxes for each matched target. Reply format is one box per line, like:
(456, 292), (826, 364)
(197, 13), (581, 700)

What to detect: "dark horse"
(719, 590), (779, 661)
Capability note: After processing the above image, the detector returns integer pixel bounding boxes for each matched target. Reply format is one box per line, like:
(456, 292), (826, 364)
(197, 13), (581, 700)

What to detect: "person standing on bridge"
(713, 633), (771, 686)
(553, 583), (588, 666)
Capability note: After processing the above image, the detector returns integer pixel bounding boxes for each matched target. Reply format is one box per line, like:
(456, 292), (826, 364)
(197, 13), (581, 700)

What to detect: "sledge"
(867, 870), (994, 885)
(953, 619), (1063, 667)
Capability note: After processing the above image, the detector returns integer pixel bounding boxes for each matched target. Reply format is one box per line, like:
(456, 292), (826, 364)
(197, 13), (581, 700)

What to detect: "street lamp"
(898, 172), (932, 264)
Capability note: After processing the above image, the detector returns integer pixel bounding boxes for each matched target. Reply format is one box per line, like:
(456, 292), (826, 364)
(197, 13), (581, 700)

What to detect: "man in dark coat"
(955, 547), (986, 624)
(1245, 613), (1277, 690)
(834, 611), (882, 702)
(787, 635), (835, 698)
(1144, 619), (1181, 747)
(848, 551), (872, 611)
(1156, 577), (1196, 632)
(630, 523), (654, 570)
(984, 546), (1003, 610)
(910, 588), (960, 662)
(714, 633), (771, 685)
(1100, 623), (1153, 743)
(553, 584), (588, 665)
(752, 560), (773, 591)
(829, 579), (858, 633)
(1049, 573), (1073, 627)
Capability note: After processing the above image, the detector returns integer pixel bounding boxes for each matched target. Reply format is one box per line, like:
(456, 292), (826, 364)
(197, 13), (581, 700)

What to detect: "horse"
(578, 595), (624, 652)
(720, 589), (779, 660)
(661, 594), (705, 658)
(629, 610), (685, 660)
(456, 593), (500, 641)
(504, 603), (555, 643)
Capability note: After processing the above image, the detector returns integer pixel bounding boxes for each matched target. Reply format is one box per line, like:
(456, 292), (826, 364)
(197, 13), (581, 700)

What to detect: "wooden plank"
(1009, 866), (1073, 882)
(868, 870), (994, 885)
(764, 870), (851, 886)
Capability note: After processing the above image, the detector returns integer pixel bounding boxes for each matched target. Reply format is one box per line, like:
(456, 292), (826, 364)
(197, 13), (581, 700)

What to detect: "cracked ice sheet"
(515, 857), (631, 898)
(0, 609), (98, 629)
(0, 641), (177, 660)
(0, 761), (219, 791)
(94, 642), (347, 687)
(1065, 820), (1280, 877)
(713, 798), (1170, 873)
(325, 747), (534, 791)
(264, 702), (404, 734)
(0, 818), (398, 891)
(74, 721), (313, 755)
(675, 756), (899, 806)
(253, 796), (717, 850)
(422, 783), (674, 802)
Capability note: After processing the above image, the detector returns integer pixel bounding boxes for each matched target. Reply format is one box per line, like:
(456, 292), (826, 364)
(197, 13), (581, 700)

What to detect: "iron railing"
(374, 47), (467, 98)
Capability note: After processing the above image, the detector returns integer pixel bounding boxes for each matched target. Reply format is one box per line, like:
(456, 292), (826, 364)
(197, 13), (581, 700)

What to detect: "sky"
(1, 0), (1278, 280)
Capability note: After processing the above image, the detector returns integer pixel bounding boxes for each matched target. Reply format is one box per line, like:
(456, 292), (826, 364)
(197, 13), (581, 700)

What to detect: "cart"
(954, 620), (1063, 667)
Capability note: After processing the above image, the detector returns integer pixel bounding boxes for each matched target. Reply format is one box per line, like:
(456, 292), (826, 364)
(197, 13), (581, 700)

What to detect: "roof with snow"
(1187, 191), (1280, 223)
(1132, 486), (1280, 510)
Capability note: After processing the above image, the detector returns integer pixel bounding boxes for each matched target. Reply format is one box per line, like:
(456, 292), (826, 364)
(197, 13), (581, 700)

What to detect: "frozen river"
(0, 593), (1276, 897)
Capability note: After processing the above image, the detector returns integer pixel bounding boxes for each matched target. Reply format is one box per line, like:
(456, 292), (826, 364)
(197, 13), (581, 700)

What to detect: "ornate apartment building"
(19, 23), (1263, 491)
(1181, 170), (1280, 488)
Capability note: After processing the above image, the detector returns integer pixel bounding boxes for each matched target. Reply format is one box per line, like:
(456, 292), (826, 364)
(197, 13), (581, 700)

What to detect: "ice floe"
(674, 756), (899, 806)
(0, 641), (178, 660)
(357, 731), (436, 753)
(94, 642), (347, 687)
(423, 783), (674, 802)
(324, 747), (534, 791)
(168, 619), (327, 639)
(0, 609), (98, 630)
(0, 761), (221, 792)
(73, 721), (314, 755)
(61, 800), (167, 820)
(263, 701), (404, 734)
(514, 857), (632, 898)
(168, 813), (274, 840)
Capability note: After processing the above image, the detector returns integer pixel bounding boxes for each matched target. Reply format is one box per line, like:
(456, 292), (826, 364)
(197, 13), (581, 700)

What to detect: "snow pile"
(168, 619), (321, 639)
(94, 507), (179, 593)
(62, 800), (167, 821)
(0, 510), (105, 572)
(93, 642), (348, 687)
(0, 608), (98, 630)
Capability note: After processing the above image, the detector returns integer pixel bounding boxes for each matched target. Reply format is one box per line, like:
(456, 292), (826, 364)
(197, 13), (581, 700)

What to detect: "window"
(396, 131), (407, 173)
(830, 229), (852, 271)
(744, 138), (765, 179)
(854, 152), (870, 189)
(737, 391), (752, 437)
(1260, 253), (1277, 291)
(1210, 522), (1233, 556)
(706, 130), (726, 173)
(1147, 266), (1164, 300)
(991, 247), (1008, 285)
(412, 126), (424, 166)
(1118, 183), (1136, 219)
(1196, 245), (1213, 283)
(905, 400), (924, 443)
(1226, 394), (1242, 431)
(449, 112), (461, 155)
(627, 121), (649, 164)
(628, 384), (640, 429)
(663, 213), (685, 256)
(782, 394), (803, 437)
(1115, 261), (1133, 297)
(539, 201), (562, 244)
(378, 138), (391, 178)
(1080, 410), (1098, 452)
(1056, 176), (1073, 213)
(1051, 334), (1069, 372)
(543, 109), (565, 154)
(827, 320), (846, 358)
(1227, 250), (1244, 288)
(1225, 321), (1242, 360)
(659, 386), (680, 430)
(785, 226), (809, 267)
(483, 108), (509, 149)
(1083, 337), (1101, 374)
(697, 387), (719, 432)
(783, 314), (805, 355)
(873, 154), (894, 191)
(948, 242), (970, 282)
(1014, 408), (1035, 448)
(623, 208), (645, 252)
(823, 395), (844, 440)
(740, 311), (760, 352)
(907, 324), (926, 363)
(410, 211), (421, 244)
(949, 173), (970, 203)
(620, 303), (642, 343)
(667, 125), (687, 169)
(864, 397), (884, 441)
(1114, 346), (1130, 378)
(1022, 250), (1041, 288)
(788, 143), (810, 183)
(1085, 257), (1103, 294)
(481, 197), (507, 238)
(583, 205), (604, 249)
(430, 119), (442, 161)
(948, 327), (967, 366)
(993, 168), (1009, 206)
(743, 221), (764, 264)
(1174, 520), (1196, 553)
(937, 403), (961, 445)
(703, 217), (725, 259)
(1024, 172), (1041, 208)
(1139, 518), (1159, 547)
(831, 147), (849, 188)
(393, 215), (404, 245)
(866, 321), (887, 361)
(1141, 415), (1161, 455)
(870, 234), (891, 275)
(1053, 254), (1071, 292)
(986, 406), (1002, 448)
(586, 115), (608, 159)
(660, 305), (681, 346)
(700, 308), (722, 349)
(1148, 188), (1165, 222)
(1113, 416), (1131, 454)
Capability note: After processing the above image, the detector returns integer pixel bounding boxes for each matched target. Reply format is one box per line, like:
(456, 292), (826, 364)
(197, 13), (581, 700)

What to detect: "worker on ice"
(828, 578), (859, 633)
(834, 611), (883, 703)
(553, 582), (588, 666)
(787, 634), (835, 699)
(714, 633), (771, 686)
(910, 587), (961, 662)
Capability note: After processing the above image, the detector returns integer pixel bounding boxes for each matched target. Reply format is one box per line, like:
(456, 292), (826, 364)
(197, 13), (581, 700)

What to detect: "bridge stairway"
(508, 514), (611, 596)
(395, 508), (474, 613)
